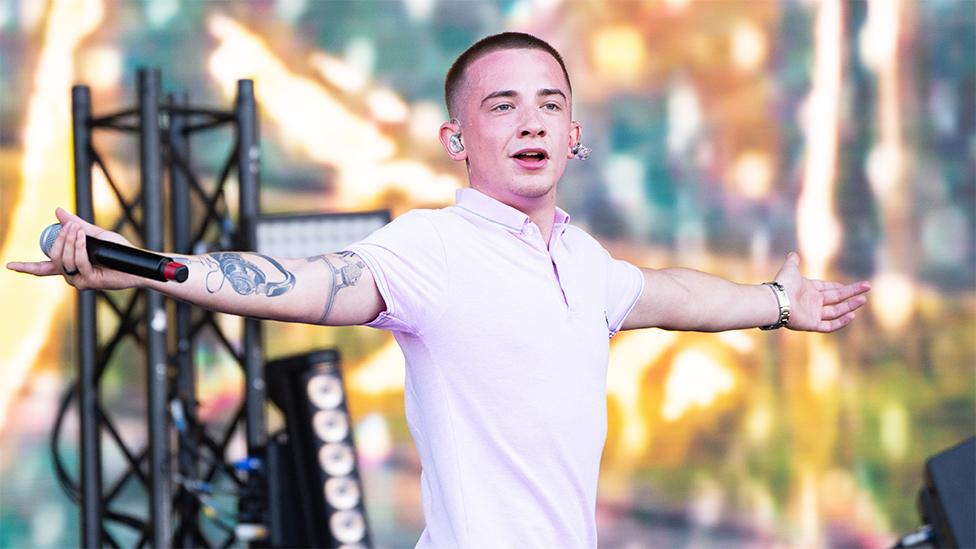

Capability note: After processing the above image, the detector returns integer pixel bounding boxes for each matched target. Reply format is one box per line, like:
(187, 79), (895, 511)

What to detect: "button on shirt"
(345, 188), (644, 548)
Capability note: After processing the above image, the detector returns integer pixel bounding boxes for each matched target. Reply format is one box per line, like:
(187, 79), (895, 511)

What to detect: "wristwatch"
(759, 281), (791, 330)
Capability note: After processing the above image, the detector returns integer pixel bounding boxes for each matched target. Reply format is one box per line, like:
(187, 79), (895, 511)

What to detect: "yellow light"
(80, 45), (122, 92)
(661, 348), (734, 421)
(664, 0), (693, 12)
(207, 15), (460, 210)
(666, 78), (702, 156)
(796, 0), (843, 280)
(730, 150), (773, 199)
(858, 0), (900, 72)
(717, 330), (755, 354)
(208, 15), (395, 164)
(367, 88), (410, 124)
(0, 0), (104, 431)
(591, 26), (646, 82)
(807, 334), (839, 393)
(797, 467), (823, 547)
(865, 143), (903, 196)
(880, 401), (909, 461)
(730, 20), (767, 72)
(408, 101), (448, 151)
(606, 330), (678, 458)
(746, 404), (772, 442)
(870, 270), (915, 333)
(346, 338), (406, 397)
(309, 52), (368, 93)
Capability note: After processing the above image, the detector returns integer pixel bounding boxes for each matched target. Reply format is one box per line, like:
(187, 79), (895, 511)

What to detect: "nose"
(518, 109), (546, 138)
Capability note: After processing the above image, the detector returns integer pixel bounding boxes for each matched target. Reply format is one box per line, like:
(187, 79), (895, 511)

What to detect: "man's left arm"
(620, 252), (871, 333)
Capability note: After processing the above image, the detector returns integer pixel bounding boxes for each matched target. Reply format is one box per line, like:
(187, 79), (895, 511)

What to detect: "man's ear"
(439, 120), (467, 161)
(567, 120), (582, 159)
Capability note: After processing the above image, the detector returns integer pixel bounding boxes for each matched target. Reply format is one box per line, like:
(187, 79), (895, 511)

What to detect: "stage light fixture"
(266, 350), (372, 547)
(330, 510), (367, 544)
(314, 409), (350, 442)
(307, 374), (344, 410)
(318, 442), (355, 477)
(324, 476), (361, 510)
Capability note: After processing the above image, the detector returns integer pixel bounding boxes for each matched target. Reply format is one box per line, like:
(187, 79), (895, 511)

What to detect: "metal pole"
(139, 68), (171, 548)
(235, 80), (266, 453)
(167, 91), (199, 547)
(236, 79), (269, 531)
(72, 84), (102, 549)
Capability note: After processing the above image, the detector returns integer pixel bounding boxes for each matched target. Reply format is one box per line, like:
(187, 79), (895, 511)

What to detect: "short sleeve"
(605, 254), (644, 338)
(344, 210), (448, 335)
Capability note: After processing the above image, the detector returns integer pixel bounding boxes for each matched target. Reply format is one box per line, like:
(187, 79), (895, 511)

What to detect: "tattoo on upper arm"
(308, 251), (366, 323)
(203, 252), (296, 297)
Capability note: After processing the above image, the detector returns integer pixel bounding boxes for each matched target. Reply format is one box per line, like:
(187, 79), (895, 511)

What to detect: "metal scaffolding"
(61, 68), (266, 548)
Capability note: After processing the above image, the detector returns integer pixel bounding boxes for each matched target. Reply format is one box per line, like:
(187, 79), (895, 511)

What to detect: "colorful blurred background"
(1, 0), (974, 547)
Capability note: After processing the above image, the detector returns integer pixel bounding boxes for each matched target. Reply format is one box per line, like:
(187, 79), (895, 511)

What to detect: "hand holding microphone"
(6, 208), (187, 287)
(40, 223), (188, 283)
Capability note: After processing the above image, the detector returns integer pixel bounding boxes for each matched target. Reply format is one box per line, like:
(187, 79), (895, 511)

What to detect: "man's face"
(443, 48), (580, 210)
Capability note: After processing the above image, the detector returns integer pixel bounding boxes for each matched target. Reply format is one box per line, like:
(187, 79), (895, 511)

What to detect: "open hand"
(773, 252), (871, 333)
(5, 208), (142, 290)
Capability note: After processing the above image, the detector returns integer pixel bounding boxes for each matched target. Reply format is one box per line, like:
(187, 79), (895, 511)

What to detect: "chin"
(510, 178), (557, 199)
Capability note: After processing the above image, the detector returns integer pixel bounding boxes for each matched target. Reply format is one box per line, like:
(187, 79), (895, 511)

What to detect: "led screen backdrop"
(0, 0), (973, 547)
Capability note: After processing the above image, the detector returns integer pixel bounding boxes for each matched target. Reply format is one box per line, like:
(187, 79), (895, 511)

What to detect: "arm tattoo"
(308, 251), (366, 323)
(203, 252), (296, 297)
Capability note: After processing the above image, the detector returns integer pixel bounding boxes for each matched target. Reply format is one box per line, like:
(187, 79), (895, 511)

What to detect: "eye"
(492, 103), (514, 112)
(541, 102), (561, 111)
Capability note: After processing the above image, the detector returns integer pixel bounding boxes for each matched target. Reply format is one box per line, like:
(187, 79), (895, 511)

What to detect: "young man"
(9, 33), (869, 548)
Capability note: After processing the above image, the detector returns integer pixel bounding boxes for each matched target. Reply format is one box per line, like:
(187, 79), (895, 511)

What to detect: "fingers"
(55, 207), (81, 226)
(812, 279), (843, 291)
(5, 260), (60, 276)
(56, 207), (104, 237)
(817, 312), (856, 332)
(75, 229), (96, 285)
(62, 223), (79, 276)
(48, 218), (68, 261)
(822, 280), (871, 304)
(821, 294), (868, 320)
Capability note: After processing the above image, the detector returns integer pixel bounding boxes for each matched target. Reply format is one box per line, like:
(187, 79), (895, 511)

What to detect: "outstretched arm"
(621, 252), (871, 333)
(6, 208), (385, 326)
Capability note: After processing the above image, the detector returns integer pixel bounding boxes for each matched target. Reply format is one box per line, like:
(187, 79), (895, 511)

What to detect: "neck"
(471, 184), (558, 244)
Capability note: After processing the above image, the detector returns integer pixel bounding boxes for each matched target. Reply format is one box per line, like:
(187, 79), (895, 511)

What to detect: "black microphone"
(40, 223), (188, 283)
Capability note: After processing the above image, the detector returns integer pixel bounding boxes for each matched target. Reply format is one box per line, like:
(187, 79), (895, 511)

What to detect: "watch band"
(759, 281), (791, 330)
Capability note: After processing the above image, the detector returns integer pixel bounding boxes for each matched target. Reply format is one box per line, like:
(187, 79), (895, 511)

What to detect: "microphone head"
(40, 223), (62, 258)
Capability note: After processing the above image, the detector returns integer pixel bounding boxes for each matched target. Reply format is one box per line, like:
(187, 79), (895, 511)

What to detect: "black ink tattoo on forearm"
(308, 251), (365, 323)
(203, 252), (296, 297)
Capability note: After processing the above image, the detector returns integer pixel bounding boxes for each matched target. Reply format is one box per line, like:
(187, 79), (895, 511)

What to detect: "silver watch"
(759, 281), (791, 330)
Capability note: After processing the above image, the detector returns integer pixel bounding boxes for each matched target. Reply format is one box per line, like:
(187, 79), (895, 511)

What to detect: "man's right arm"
(5, 208), (385, 326)
(152, 250), (385, 326)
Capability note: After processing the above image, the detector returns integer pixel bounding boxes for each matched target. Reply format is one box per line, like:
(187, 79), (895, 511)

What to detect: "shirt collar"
(455, 188), (571, 232)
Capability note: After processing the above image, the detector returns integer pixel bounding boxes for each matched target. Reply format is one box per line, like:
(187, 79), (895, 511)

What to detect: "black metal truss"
(60, 68), (267, 548)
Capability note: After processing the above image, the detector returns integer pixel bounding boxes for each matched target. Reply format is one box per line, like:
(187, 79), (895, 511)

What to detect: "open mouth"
(511, 148), (549, 168)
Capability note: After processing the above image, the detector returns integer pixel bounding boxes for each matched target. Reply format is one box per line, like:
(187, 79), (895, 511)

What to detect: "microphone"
(40, 223), (189, 283)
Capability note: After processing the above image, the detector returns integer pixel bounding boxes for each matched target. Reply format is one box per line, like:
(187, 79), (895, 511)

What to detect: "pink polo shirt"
(346, 188), (643, 548)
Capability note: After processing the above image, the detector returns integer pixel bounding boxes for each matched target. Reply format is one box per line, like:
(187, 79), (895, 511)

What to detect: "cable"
(50, 382), (80, 503)
(169, 399), (249, 486)
(50, 380), (148, 534)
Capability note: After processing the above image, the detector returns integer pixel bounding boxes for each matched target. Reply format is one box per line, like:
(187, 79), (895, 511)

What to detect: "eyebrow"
(480, 88), (568, 107)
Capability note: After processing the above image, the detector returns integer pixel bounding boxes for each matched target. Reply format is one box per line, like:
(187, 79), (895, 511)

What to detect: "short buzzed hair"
(444, 32), (572, 118)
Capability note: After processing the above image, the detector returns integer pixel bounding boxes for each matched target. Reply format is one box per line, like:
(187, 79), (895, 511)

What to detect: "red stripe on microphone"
(164, 261), (187, 281)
